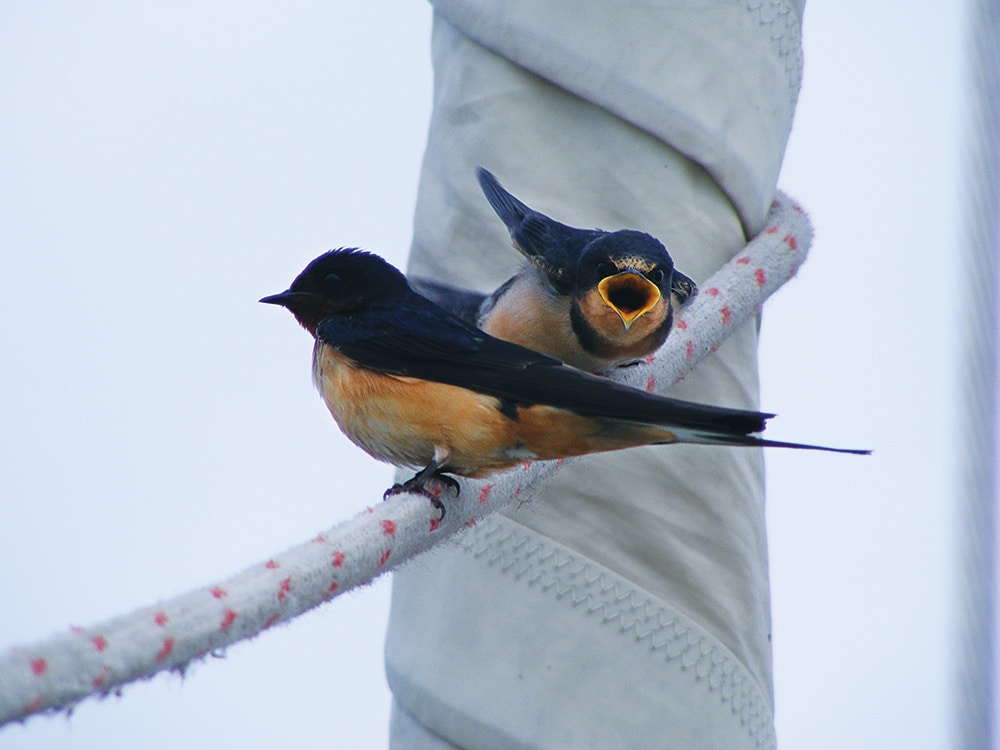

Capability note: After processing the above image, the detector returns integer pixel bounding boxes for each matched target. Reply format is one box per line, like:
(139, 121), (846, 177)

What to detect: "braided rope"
(0, 191), (811, 727)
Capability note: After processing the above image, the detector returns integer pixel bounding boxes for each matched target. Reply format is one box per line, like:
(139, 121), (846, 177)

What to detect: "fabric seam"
(458, 515), (777, 749)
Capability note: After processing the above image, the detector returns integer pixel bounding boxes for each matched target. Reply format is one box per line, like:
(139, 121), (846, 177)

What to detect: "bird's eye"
(324, 273), (341, 285)
(648, 268), (665, 283)
(595, 261), (611, 277)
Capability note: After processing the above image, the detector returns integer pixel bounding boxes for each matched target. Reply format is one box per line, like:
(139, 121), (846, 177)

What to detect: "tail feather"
(692, 432), (871, 455)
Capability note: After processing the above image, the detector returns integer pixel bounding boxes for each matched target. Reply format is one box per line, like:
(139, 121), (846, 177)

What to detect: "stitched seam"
(462, 518), (776, 749)
(745, 0), (804, 103)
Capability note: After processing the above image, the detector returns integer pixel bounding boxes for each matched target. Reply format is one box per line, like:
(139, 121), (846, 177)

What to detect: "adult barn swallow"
(262, 249), (868, 506)
(413, 168), (697, 375)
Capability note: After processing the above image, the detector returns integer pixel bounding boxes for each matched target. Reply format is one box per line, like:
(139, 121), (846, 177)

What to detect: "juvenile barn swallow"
(412, 168), (697, 374)
(262, 249), (868, 509)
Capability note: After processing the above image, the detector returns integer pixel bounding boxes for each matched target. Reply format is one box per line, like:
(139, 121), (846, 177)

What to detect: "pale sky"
(0, 3), (971, 748)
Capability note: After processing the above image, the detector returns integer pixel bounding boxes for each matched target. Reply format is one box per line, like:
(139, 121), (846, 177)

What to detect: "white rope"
(0, 191), (812, 727)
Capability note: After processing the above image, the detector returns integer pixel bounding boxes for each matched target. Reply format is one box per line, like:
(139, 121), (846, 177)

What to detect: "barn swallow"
(412, 168), (697, 374)
(262, 249), (868, 511)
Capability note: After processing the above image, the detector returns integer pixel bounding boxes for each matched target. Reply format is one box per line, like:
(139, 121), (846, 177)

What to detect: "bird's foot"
(383, 471), (458, 519)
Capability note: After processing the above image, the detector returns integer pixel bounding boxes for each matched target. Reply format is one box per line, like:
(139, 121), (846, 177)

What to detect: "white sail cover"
(387, 3), (803, 747)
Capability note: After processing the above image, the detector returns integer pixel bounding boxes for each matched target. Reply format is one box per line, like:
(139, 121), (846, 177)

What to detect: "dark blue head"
(575, 230), (674, 291)
(260, 248), (411, 334)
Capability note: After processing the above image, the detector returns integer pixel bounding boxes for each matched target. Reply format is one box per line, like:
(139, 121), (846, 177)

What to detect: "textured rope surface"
(0, 191), (811, 727)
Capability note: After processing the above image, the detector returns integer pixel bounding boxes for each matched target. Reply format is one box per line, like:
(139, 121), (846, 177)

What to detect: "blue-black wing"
(408, 276), (487, 323)
(477, 167), (604, 290)
(671, 269), (698, 306)
(316, 296), (772, 436)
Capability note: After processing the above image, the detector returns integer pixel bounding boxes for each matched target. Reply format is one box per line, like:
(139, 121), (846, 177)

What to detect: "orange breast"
(483, 275), (610, 373)
(313, 343), (524, 475)
(311, 343), (681, 479)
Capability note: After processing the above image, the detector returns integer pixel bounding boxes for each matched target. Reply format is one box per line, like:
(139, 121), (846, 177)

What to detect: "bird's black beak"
(597, 271), (663, 329)
(260, 290), (299, 307)
(260, 289), (331, 335)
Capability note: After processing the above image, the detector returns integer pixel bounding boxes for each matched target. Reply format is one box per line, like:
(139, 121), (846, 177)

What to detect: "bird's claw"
(382, 472), (458, 520)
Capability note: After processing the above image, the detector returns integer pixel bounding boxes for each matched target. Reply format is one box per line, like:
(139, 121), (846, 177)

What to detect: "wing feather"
(317, 301), (772, 437)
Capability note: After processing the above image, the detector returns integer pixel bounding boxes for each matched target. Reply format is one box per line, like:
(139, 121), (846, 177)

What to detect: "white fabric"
(388, 3), (802, 747)
(430, 0), (803, 236)
(391, 700), (460, 749)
